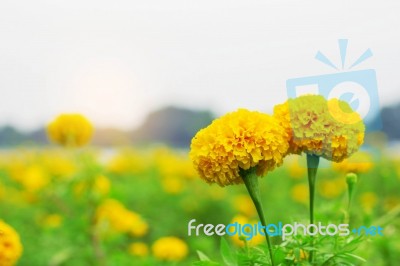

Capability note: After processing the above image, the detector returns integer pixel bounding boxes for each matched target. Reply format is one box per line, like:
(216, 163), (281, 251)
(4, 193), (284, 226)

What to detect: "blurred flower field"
(0, 110), (400, 266)
(0, 145), (399, 265)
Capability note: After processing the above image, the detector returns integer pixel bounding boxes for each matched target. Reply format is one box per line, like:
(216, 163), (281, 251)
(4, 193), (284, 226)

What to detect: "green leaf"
(197, 250), (211, 261)
(220, 237), (237, 266)
(341, 253), (367, 262)
(273, 248), (287, 264)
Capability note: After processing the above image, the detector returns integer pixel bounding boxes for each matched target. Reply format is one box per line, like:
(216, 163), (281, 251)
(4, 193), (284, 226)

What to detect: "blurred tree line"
(0, 106), (214, 147)
(0, 104), (399, 147)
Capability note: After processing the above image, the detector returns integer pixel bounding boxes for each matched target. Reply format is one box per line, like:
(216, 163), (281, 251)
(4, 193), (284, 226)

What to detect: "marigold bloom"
(0, 220), (23, 266)
(273, 95), (365, 162)
(360, 192), (378, 213)
(190, 109), (289, 186)
(228, 215), (264, 247)
(15, 165), (49, 192)
(232, 195), (256, 217)
(93, 175), (111, 196)
(128, 242), (149, 257)
(47, 114), (93, 147)
(291, 183), (308, 204)
(42, 214), (63, 228)
(318, 178), (346, 199)
(95, 199), (148, 237)
(152, 237), (188, 262)
(333, 151), (373, 173)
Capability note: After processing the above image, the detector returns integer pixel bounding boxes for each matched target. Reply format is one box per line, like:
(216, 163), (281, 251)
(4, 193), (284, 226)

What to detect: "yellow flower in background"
(161, 176), (183, 194)
(232, 195), (256, 217)
(383, 196), (400, 212)
(40, 153), (75, 179)
(95, 199), (148, 237)
(74, 175), (111, 197)
(42, 214), (63, 228)
(190, 109), (289, 186)
(286, 156), (306, 179)
(93, 175), (111, 196)
(333, 151), (373, 174)
(107, 149), (149, 175)
(273, 95), (365, 162)
(128, 242), (149, 257)
(228, 215), (264, 247)
(0, 220), (23, 266)
(47, 114), (93, 147)
(318, 178), (346, 199)
(18, 165), (49, 192)
(360, 192), (378, 213)
(152, 237), (188, 262)
(291, 183), (309, 205)
(154, 148), (197, 180)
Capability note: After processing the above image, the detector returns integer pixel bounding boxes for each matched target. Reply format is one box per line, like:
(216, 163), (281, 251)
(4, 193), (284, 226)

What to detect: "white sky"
(1, 0), (400, 131)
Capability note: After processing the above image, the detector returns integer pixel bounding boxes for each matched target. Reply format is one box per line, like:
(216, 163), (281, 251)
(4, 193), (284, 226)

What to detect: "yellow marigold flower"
(95, 199), (148, 237)
(0, 220), (23, 266)
(273, 95), (365, 162)
(360, 192), (378, 213)
(41, 153), (75, 179)
(42, 214), (63, 228)
(318, 178), (346, 199)
(107, 149), (149, 175)
(333, 151), (373, 174)
(155, 148), (197, 180)
(287, 156), (306, 179)
(47, 114), (93, 147)
(232, 195), (256, 217)
(19, 165), (49, 192)
(228, 215), (264, 247)
(128, 242), (149, 257)
(161, 176), (183, 194)
(93, 175), (111, 196)
(291, 183), (308, 204)
(152, 237), (188, 262)
(190, 109), (289, 186)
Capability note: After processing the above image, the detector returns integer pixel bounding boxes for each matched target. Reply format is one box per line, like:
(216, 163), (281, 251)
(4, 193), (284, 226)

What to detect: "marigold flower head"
(47, 114), (93, 147)
(360, 192), (378, 213)
(273, 95), (365, 162)
(190, 109), (289, 186)
(128, 242), (149, 257)
(232, 195), (256, 217)
(291, 183), (308, 205)
(42, 214), (63, 228)
(152, 237), (188, 262)
(0, 220), (23, 266)
(95, 199), (148, 237)
(228, 215), (264, 247)
(333, 151), (373, 173)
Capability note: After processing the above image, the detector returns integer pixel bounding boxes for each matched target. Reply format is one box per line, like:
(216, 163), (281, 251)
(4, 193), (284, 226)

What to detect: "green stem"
(306, 154), (320, 264)
(240, 168), (275, 266)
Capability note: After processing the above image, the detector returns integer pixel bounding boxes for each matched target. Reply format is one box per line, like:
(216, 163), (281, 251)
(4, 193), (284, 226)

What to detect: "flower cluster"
(95, 199), (148, 237)
(190, 109), (289, 186)
(151, 237), (188, 261)
(47, 114), (93, 147)
(273, 95), (365, 162)
(0, 220), (23, 266)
